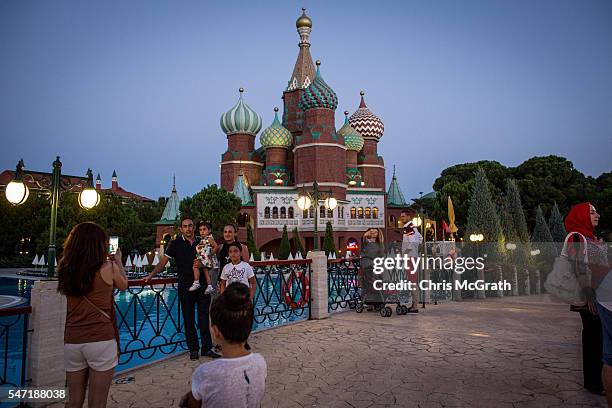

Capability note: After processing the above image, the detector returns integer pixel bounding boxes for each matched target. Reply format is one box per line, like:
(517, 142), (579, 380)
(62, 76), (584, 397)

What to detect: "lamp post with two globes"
(296, 181), (338, 251)
(4, 157), (100, 277)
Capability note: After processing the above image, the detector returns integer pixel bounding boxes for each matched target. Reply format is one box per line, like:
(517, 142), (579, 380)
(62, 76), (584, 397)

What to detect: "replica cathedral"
(216, 9), (410, 255)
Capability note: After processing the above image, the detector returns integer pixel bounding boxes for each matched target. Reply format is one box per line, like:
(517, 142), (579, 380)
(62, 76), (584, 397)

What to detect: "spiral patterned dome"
(348, 91), (384, 140)
(260, 108), (293, 149)
(337, 111), (364, 151)
(220, 88), (262, 136)
(298, 61), (338, 111)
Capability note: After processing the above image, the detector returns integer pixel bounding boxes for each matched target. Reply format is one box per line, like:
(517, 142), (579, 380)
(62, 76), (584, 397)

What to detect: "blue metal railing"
(328, 258), (361, 312)
(114, 259), (312, 370)
(0, 306), (32, 388)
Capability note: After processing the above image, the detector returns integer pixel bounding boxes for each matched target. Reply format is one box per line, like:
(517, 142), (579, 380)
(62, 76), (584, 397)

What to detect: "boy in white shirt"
(179, 283), (267, 408)
(220, 242), (256, 301)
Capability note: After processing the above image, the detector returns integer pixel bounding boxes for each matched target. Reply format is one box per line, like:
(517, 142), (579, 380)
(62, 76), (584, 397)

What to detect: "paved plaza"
(51, 295), (606, 407)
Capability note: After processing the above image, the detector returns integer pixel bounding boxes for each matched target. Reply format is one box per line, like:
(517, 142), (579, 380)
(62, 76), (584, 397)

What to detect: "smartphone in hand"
(109, 236), (119, 255)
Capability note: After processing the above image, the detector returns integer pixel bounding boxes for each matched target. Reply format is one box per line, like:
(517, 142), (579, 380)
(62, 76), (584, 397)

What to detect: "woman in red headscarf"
(566, 202), (609, 397)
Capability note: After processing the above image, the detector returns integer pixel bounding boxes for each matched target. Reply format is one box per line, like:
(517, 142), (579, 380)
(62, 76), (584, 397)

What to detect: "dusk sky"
(1, 0), (611, 201)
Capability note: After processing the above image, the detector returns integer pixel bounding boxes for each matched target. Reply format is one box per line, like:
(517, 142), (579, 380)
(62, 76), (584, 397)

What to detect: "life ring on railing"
(282, 272), (310, 309)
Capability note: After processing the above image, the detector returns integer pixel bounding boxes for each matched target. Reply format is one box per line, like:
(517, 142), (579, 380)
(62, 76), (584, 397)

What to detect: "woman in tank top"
(57, 222), (128, 408)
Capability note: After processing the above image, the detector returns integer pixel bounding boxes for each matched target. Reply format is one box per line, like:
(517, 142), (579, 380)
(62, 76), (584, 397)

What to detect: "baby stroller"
(349, 243), (412, 317)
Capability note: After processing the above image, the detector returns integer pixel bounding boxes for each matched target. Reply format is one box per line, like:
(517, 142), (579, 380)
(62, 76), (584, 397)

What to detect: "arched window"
(351, 207), (356, 219)
(358, 207), (364, 219)
(272, 207), (279, 219)
(264, 207), (271, 219)
(303, 209), (308, 219)
(388, 215), (396, 227)
(280, 207), (287, 219)
(288, 207), (294, 219)
(319, 205), (326, 219)
(373, 207), (379, 219)
(309, 208), (314, 219)
(338, 207), (343, 218)
(365, 207), (371, 219)
(327, 208), (333, 218)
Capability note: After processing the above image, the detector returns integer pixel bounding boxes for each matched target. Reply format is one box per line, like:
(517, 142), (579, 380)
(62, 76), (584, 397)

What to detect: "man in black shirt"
(146, 216), (220, 360)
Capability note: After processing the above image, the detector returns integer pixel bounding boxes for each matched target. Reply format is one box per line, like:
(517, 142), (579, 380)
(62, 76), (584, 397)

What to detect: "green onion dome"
(298, 61), (338, 111)
(337, 111), (364, 151)
(260, 107), (293, 149)
(220, 88), (262, 136)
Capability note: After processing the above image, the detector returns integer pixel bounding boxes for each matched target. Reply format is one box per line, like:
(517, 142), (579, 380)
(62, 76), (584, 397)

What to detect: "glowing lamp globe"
(78, 188), (100, 210)
(5, 180), (29, 205)
(411, 217), (422, 227)
(324, 197), (338, 210)
(297, 196), (311, 211)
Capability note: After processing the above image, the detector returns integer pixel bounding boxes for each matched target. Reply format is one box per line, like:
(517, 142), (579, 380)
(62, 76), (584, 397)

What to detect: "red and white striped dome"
(348, 91), (384, 141)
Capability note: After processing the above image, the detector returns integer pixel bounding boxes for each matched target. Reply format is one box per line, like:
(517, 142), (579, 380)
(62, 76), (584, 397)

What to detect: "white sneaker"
(204, 285), (215, 295)
(189, 281), (201, 292)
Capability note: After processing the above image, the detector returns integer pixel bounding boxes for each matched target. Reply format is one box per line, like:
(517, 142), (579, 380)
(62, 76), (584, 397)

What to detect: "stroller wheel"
(355, 303), (364, 313)
(401, 305), (409, 315)
(379, 308), (387, 317)
(348, 300), (356, 309)
(396, 305), (404, 315)
(385, 306), (392, 317)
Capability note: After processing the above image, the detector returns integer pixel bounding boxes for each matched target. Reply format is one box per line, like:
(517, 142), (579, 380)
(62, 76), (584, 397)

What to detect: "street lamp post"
(4, 157), (100, 277)
(296, 181), (337, 251)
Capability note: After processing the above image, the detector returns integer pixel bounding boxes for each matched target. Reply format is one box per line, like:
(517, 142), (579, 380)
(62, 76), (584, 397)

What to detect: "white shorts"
(64, 339), (118, 372)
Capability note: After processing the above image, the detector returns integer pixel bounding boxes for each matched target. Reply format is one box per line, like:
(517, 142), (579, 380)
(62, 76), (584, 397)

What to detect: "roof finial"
(393, 165), (396, 177)
(359, 90), (367, 108)
(274, 106), (279, 112)
(172, 174), (176, 192)
(315, 59), (321, 66)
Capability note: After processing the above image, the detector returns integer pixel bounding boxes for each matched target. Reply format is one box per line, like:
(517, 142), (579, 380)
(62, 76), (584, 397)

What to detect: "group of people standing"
(58, 217), (266, 408)
(360, 209), (423, 313)
(145, 217), (253, 360)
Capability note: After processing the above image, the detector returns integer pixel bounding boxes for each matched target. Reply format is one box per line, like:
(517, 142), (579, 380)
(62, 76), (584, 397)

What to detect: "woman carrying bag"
(564, 203), (608, 396)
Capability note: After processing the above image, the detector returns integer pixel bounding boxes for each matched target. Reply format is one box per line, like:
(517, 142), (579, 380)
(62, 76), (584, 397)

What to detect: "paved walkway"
(53, 295), (607, 407)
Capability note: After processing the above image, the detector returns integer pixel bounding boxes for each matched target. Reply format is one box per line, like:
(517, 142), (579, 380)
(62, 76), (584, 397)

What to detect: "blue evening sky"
(1, 0), (611, 201)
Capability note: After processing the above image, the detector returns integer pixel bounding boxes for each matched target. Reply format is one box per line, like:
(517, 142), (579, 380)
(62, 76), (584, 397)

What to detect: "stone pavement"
(51, 295), (607, 407)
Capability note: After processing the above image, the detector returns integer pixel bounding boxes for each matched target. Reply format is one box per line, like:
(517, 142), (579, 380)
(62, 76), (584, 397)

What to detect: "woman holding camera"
(57, 222), (128, 408)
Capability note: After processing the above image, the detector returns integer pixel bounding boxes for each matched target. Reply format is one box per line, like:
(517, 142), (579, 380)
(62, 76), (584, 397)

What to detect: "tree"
(465, 168), (505, 261)
(278, 225), (291, 260)
(179, 184), (242, 238)
(548, 202), (567, 243)
(430, 155), (609, 236)
(246, 223), (260, 261)
(505, 179), (532, 266)
(322, 221), (336, 256)
(433, 160), (510, 232)
(292, 227), (305, 258)
(532, 206), (557, 259)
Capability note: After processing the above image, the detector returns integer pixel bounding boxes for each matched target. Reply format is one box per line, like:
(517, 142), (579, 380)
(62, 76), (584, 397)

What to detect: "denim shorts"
(597, 302), (612, 366)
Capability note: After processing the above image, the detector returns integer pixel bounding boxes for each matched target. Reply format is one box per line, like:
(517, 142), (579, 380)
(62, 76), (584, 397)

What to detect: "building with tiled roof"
(218, 9), (414, 254)
(96, 170), (154, 203)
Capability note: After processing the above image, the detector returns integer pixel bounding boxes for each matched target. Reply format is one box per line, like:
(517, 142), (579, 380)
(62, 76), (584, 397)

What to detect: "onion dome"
(298, 61), (338, 111)
(260, 107), (293, 149)
(348, 91), (384, 140)
(220, 88), (262, 136)
(296, 8), (312, 28)
(337, 111), (364, 151)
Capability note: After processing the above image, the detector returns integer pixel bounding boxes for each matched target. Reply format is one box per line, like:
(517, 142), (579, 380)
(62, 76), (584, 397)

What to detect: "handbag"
(544, 232), (588, 304)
